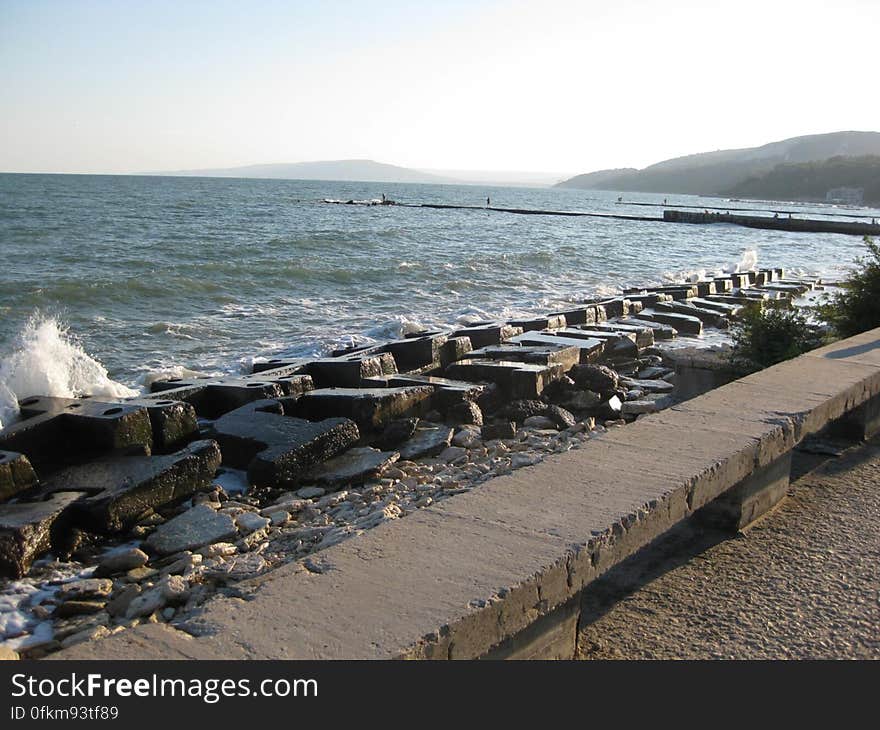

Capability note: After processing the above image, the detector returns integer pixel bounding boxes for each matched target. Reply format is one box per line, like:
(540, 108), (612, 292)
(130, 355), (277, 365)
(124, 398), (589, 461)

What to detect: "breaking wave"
(0, 315), (137, 430)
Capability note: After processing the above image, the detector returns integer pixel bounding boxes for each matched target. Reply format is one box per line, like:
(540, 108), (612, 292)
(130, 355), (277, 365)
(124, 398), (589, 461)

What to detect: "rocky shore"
(0, 266), (821, 658)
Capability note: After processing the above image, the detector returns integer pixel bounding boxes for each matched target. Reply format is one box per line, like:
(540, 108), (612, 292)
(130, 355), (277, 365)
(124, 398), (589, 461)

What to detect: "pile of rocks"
(0, 266), (820, 657)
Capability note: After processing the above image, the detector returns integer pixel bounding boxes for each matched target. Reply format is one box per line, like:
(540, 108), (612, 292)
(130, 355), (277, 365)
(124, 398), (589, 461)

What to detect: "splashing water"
(0, 315), (137, 430)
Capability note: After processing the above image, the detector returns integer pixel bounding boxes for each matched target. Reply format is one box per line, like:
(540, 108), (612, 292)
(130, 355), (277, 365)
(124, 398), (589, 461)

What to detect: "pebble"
(236, 512), (271, 534)
(296, 486), (325, 499)
(94, 548), (149, 578)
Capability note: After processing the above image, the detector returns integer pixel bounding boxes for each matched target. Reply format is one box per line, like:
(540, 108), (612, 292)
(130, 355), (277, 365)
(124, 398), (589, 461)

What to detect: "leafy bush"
(730, 305), (824, 373)
(816, 237), (880, 338)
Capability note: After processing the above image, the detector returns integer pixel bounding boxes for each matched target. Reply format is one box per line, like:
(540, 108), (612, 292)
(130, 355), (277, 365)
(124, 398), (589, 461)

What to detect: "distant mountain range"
(154, 159), (567, 187)
(726, 155), (880, 206)
(556, 131), (880, 202)
(157, 159), (459, 184)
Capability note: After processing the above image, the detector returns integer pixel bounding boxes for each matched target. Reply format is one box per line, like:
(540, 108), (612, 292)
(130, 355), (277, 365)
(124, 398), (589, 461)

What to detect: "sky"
(1, 0), (878, 176)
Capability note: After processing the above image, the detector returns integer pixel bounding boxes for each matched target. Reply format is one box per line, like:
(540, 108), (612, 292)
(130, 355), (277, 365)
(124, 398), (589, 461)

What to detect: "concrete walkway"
(576, 440), (880, 660)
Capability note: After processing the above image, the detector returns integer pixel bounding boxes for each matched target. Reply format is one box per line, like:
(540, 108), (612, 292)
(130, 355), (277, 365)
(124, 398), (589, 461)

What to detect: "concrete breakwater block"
(548, 305), (603, 327)
(688, 297), (743, 317)
(210, 403), (359, 488)
(637, 310), (703, 336)
(307, 353), (398, 388)
(558, 328), (638, 359)
(0, 396), (155, 471)
(40, 439), (222, 533)
(0, 492), (84, 577)
(654, 301), (729, 329)
(612, 317), (677, 339)
(383, 333), (449, 372)
(294, 386), (434, 431)
(148, 379), (286, 419)
(123, 399), (198, 453)
(469, 344), (581, 371)
(445, 359), (564, 400)
(592, 322), (655, 349)
(506, 332), (605, 363)
(305, 447), (400, 488)
(250, 358), (312, 376)
(397, 426), (454, 460)
(145, 503), (237, 556)
(364, 375), (485, 413)
(507, 315), (567, 332)
(0, 451), (38, 502)
(452, 323), (523, 349)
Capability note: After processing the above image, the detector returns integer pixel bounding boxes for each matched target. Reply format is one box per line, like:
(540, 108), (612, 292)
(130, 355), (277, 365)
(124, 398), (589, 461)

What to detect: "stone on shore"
(305, 447), (400, 488)
(0, 450), (38, 503)
(94, 547), (149, 577)
(397, 426), (454, 460)
(569, 364), (619, 394)
(211, 403), (359, 488)
(145, 504), (237, 555)
(0, 492), (84, 578)
(294, 386), (434, 431)
(42, 440), (221, 533)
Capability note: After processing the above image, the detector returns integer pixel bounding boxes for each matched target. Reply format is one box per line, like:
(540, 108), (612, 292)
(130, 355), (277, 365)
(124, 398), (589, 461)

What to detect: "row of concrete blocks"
(53, 327), (880, 660)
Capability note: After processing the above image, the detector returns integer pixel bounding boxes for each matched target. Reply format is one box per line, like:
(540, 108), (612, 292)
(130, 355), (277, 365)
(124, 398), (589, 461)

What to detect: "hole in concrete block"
(155, 401), (174, 406)
(246, 383), (265, 388)
(19, 398), (39, 406)
(67, 404), (82, 409)
(102, 407), (123, 415)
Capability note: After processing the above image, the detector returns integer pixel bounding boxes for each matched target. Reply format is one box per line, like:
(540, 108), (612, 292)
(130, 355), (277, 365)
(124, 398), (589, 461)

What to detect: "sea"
(1, 172), (878, 429)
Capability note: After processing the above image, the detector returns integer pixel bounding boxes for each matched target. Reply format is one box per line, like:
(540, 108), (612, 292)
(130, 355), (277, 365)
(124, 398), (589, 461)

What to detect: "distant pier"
(663, 209), (880, 236)
(321, 198), (880, 236)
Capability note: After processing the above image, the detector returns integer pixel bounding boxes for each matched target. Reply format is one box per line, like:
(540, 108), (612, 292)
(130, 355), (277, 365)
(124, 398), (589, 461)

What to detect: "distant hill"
(725, 155), (880, 206)
(556, 131), (880, 196)
(157, 159), (458, 184)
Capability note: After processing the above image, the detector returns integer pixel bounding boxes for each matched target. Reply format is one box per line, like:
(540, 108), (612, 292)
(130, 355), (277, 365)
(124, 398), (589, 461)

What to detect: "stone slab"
(145, 504), (237, 556)
(42, 440), (222, 532)
(293, 386), (434, 431)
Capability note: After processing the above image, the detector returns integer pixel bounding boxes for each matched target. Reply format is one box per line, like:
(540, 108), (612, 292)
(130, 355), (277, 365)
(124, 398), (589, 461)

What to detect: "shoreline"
(0, 264), (824, 657)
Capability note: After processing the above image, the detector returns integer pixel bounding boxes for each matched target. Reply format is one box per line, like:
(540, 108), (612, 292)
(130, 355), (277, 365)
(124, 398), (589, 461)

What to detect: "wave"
(0, 315), (137, 431)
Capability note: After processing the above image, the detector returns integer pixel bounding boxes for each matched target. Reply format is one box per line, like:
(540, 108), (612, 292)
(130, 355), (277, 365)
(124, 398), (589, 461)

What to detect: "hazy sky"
(1, 0), (878, 175)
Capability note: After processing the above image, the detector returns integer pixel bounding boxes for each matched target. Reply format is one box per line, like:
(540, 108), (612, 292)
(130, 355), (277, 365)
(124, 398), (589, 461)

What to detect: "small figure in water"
(381, 193), (386, 203)
(663, 198), (667, 205)
(486, 196), (490, 207)
(617, 196), (623, 203)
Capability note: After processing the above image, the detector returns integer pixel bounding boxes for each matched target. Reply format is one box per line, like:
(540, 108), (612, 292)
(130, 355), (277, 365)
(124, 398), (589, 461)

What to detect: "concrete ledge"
(53, 328), (880, 660)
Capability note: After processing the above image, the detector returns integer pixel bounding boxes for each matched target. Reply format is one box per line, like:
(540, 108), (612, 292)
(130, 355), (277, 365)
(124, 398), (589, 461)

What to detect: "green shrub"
(816, 237), (880, 338)
(730, 305), (824, 373)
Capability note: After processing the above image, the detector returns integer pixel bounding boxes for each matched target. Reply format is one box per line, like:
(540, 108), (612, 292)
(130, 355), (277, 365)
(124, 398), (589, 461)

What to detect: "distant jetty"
(322, 198), (880, 236)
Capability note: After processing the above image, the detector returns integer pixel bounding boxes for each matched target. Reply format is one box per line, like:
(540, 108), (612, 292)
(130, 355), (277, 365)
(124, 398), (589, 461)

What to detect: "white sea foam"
(0, 315), (137, 430)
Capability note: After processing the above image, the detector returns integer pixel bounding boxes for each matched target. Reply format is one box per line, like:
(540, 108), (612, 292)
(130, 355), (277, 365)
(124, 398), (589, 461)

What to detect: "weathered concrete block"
(549, 306), (598, 327)
(0, 492), (84, 577)
(147, 379), (286, 419)
(43, 440), (221, 532)
(307, 353), (398, 388)
(397, 426), (454, 460)
(665, 347), (738, 401)
(593, 322), (655, 349)
(507, 332), (605, 363)
(384, 334), (448, 373)
(305, 447), (400, 488)
(507, 315), (566, 332)
(637, 310), (703, 336)
(452, 323), (523, 348)
(689, 297), (742, 317)
(0, 451), (38, 502)
(696, 452), (792, 530)
(0, 397), (154, 471)
(250, 358), (312, 376)
(211, 403), (359, 488)
(655, 301), (728, 329)
(439, 336), (473, 366)
(694, 281), (717, 297)
(366, 374), (485, 413)
(294, 386), (434, 431)
(125, 399), (198, 453)
(614, 317), (677, 339)
(469, 344), (581, 371)
(445, 359), (564, 400)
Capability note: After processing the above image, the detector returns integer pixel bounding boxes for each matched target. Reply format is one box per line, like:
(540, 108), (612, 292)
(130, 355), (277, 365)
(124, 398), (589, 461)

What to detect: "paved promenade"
(577, 440), (880, 659)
